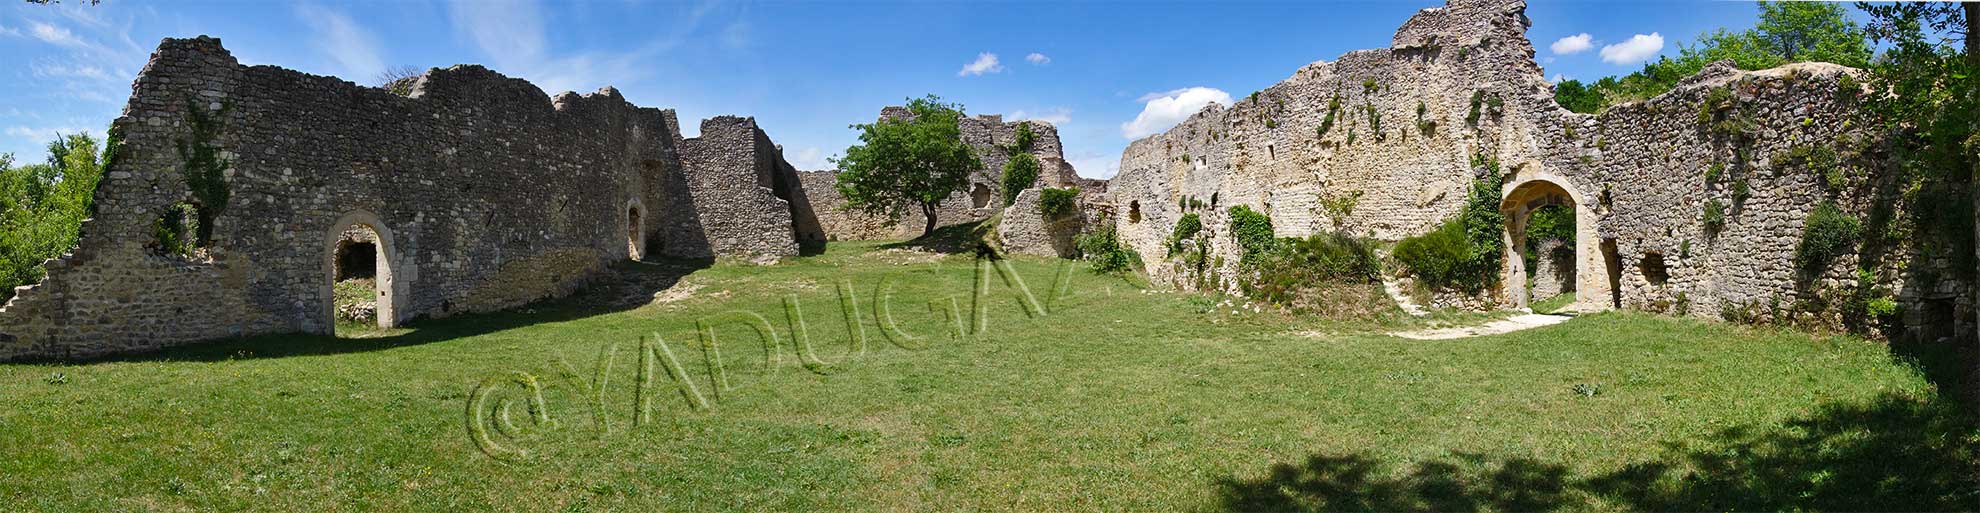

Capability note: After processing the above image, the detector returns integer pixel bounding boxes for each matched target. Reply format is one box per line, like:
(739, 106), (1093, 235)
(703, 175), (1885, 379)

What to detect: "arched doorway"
(625, 199), (646, 261)
(323, 210), (403, 332)
(1500, 174), (1607, 312)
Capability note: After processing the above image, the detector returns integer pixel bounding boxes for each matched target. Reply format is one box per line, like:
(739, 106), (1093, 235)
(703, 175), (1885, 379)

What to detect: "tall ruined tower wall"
(0, 36), (815, 360)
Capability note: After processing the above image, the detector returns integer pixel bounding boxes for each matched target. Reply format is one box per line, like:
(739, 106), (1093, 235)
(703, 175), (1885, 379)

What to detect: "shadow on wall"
(1210, 392), (1980, 512)
(56, 256), (712, 364)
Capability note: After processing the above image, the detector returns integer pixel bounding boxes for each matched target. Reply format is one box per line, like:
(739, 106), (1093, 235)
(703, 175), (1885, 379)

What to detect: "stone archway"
(321, 210), (406, 331)
(625, 198), (647, 261)
(1500, 172), (1608, 312)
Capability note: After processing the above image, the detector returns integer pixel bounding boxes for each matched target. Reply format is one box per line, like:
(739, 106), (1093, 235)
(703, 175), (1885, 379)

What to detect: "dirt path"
(1387, 313), (1572, 340)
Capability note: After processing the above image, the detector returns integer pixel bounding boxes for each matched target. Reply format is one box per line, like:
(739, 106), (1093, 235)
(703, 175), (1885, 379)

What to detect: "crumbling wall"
(997, 188), (1086, 258)
(1108, 0), (1968, 337)
(0, 36), (817, 361)
(801, 110), (1091, 240)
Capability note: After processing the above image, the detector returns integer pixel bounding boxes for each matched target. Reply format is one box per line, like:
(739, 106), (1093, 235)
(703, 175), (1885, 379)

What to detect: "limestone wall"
(800, 109), (1091, 240)
(997, 188), (1086, 259)
(0, 36), (818, 360)
(1108, 0), (1969, 336)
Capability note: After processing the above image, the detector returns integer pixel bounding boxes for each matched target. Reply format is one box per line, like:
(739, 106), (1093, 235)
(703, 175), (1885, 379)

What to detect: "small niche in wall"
(1129, 201), (1142, 223)
(1640, 252), (1670, 285)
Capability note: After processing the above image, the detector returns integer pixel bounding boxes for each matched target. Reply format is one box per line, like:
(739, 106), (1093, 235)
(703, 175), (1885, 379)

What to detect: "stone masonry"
(799, 109), (1094, 240)
(1109, 0), (1969, 338)
(0, 36), (823, 361)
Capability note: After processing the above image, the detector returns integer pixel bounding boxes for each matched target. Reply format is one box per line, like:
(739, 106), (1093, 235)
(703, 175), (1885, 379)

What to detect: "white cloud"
(1025, 52), (1050, 65)
(1069, 152), (1120, 179)
(0, 25), (21, 38)
(958, 52), (1003, 77)
(1600, 33), (1664, 65)
(1008, 107), (1071, 126)
(1549, 74), (1570, 84)
(30, 62), (107, 80)
(446, 0), (716, 94)
(1549, 33), (1593, 55)
(27, 21), (86, 48)
(296, 4), (386, 82)
(1121, 87), (1231, 140)
(788, 147), (830, 170)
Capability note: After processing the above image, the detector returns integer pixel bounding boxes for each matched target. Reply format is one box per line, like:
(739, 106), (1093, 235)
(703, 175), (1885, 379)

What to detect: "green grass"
(1532, 292), (1576, 314)
(1, 242), (1973, 511)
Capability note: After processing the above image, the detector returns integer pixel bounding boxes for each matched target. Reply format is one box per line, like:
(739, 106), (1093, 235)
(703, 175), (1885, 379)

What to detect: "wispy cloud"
(1122, 87), (1230, 139)
(1600, 33), (1664, 65)
(958, 52), (1003, 77)
(31, 62), (108, 80)
(1068, 151), (1119, 179)
(1549, 33), (1593, 55)
(446, 0), (722, 94)
(1025, 52), (1050, 65)
(788, 147), (830, 170)
(1009, 107), (1071, 125)
(6, 125), (99, 146)
(296, 4), (386, 82)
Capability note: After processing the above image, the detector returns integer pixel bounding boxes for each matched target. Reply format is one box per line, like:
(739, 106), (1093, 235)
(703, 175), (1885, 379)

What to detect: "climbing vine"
(175, 99), (232, 244)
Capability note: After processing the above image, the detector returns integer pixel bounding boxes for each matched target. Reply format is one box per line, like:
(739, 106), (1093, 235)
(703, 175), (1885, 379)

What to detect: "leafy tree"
(1553, 79), (1603, 114)
(0, 133), (105, 301)
(833, 95), (982, 236)
(1854, 2), (1975, 279)
(1564, 1), (1871, 112)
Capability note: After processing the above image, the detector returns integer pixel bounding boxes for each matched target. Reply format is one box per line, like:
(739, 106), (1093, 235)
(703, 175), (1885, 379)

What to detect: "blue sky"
(1, 0), (1797, 178)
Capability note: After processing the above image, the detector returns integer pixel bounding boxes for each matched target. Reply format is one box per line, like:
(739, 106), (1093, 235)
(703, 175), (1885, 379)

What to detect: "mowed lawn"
(2, 242), (1974, 511)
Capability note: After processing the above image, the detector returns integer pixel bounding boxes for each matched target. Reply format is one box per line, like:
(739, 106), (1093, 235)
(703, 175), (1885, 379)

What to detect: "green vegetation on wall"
(1394, 157), (1506, 293)
(1001, 152), (1040, 207)
(1036, 187), (1078, 219)
(1794, 201), (1861, 278)
(177, 101), (232, 245)
(1226, 205), (1275, 265)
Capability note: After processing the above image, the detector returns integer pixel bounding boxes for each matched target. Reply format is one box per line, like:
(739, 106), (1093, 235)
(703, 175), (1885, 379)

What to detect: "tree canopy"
(0, 133), (106, 302)
(832, 95), (982, 236)
(1555, 1), (1871, 113)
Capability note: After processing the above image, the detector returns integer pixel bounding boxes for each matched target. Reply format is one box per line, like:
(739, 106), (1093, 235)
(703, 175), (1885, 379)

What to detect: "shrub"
(1794, 201), (1860, 277)
(1076, 222), (1140, 275)
(1166, 213), (1203, 256)
(1365, 104), (1382, 136)
(1001, 152), (1040, 207)
(1394, 159), (1506, 292)
(1227, 205), (1276, 264)
(1704, 161), (1724, 185)
(1243, 232), (1383, 310)
(1317, 94), (1341, 137)
(1037, 187), (1078, 219)
(1702, 199), (1727, 232)
(1013, 121), (1036, 153)
(1467, 91), (1484, 126)
(1394, 220), (1474, 288)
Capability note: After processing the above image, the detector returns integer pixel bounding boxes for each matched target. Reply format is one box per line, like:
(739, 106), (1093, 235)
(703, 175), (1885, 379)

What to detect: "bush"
(1076, 221), (1140, 274)
(1166, 213), (1203, 256)
(1037, 187), (1078, 218)
(1001, 152), (1040, 207)
(1227, 205), (1276, 264)
(1393, 220), (1475, 289)
(1243, 232), (1384, 312)
(1013, 121), (1036, 153)
(1394, 159), (1505, 293)
(1794, 201), (1860, 277)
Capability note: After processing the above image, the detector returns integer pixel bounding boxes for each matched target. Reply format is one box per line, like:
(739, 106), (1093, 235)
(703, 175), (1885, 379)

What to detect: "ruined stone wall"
(0, 36), (815, 361)
(1529, 239), (1572, 300)
(801, 109), (1090, 240)
(997, 187), (1086, 259)
(673, 116), (814, 259)
(1109, 0), (1968, 336)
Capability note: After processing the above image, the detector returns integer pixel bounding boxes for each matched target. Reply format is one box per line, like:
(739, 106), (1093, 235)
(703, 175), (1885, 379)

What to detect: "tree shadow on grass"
(61, 256), (712, 364)
(1211, 393), (1980, 512)
(877, 219), (989, 255)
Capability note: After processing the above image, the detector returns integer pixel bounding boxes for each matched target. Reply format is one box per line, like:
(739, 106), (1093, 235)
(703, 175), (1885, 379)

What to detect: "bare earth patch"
(1388, 313), (1572, 340)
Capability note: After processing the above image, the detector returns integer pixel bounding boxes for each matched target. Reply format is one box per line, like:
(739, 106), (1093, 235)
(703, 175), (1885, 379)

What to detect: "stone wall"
(0, 36), (819, 361)
(1108, 0), (1970, 338)
(997, 187), (1086, 258)
(1528, 239), (1572, 300)
(799, 110), (1093, 240)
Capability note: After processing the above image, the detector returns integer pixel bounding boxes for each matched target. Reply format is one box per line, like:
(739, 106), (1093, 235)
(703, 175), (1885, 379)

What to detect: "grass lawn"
(2, 241), (1975, 511)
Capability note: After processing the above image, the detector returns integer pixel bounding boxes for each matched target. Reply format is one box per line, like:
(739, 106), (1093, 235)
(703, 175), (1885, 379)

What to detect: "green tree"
(0, 133), (104, 301)
(1567, 1), (1871, 112)
(1855, 2), (1975, 282)
(1553, 79), (1603, 114)
(1001, 152), (1039, 207)
(833, 95), (982, 236)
